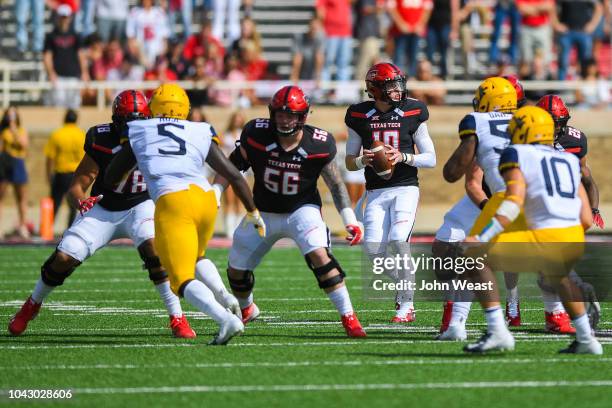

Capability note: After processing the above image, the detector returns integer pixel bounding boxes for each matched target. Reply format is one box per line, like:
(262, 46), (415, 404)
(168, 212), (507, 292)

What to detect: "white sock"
(155, 280), (182, 317)
(31, 279), (54, 304)
(541, 289), (564, 313)
(396, 299), (414, 315)
(572, 313), (593, 343)
(484, 306), (506, 332)
(182, 280), (231, 324)
(237, 293), (253, 309)
(195, 259), (228, 300)
(506, 286), (519, 303)
(449, 301), (472, 327)
(327, 285), (353, 316)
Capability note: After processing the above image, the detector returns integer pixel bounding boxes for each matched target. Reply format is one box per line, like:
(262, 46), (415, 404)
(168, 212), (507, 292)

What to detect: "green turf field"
(1, 246), (610, 407)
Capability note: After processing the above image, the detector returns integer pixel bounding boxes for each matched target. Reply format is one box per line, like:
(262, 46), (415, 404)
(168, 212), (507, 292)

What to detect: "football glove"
(592, 208), (605, 229)
(78, 195), (103, 215)
(244, 209), (266, 238)
(341, 208), (363, 246)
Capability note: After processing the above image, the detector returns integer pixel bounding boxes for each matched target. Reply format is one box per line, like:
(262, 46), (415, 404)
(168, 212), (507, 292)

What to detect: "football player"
(463, 106), (602, 355)
(105, 84), (265, 345)
(345, 62), (436, 323)
(8, 90), (196, 339)
(211, 85), (366, 338)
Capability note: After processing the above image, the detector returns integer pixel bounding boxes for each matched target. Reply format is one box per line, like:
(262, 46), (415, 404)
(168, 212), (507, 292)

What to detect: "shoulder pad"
(498, 146), (520, 173)
(458, 114), (477, 139)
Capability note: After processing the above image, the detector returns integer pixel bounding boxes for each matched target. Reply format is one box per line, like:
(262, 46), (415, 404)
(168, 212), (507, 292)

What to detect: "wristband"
(475, 217), (504, 243)
(401, 152), (414, 165)
(340, 208), (358, 226)
(354, 156), (366, 170)
(478, 199), (489, 210)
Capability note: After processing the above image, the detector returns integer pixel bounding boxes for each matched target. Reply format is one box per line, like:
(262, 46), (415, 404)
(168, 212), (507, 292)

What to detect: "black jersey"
(344, 98), (429, 190)
(230, 119), (336, 214)
(84, 123), (150, 211)
(555, 125), (588, 159)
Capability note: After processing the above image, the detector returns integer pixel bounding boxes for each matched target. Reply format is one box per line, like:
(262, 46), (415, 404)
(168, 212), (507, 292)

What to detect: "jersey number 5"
(264, 167), (299, 195)
(157, 123), (186, 155)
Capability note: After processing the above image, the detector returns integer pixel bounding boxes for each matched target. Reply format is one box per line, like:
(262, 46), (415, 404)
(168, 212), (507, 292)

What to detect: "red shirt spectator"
(56, 0), (80, 13)
(387, 0), (433, 36)
(516, 0), (554, 27)
(183, 25), (225, 62)
(315, 0), (352, 37)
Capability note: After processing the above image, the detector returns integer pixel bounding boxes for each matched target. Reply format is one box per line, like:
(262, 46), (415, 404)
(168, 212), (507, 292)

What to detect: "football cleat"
(439, 301), (454, 333)
(219, 291), (242, 320)
(545, 311), (576, 334)
(559, 339), (603, 355)
(8, 296), (41, 336)
(464, 329), (515, 353)
(437, 324), (467, 341)
(505, 301), (521, 326)
(169, 314), (196, 339)
(241, 303), (260, 324)
(391, 308), (416, 323)
(209, 315), (244, 346)
(341, 312), (367, 338)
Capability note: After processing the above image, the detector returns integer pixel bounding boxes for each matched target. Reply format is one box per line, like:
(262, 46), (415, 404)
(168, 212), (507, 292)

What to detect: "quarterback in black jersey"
(345, 62), (437, 323)
(8, 90), (196, 339)
(212, 86), (366, 337)
(537, 94), (603, 229)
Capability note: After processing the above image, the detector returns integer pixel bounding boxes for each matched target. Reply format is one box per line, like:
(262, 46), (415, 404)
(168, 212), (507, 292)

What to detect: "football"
(371, 140), (394, 179)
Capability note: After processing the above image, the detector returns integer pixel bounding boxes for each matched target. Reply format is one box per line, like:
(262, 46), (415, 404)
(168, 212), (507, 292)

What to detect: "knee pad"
(138, 245), (168, 283)
(431, 240), (461, 281)
(40, 250), (81, 287)
(227, 268), (255, 293)
(305, 250), (346, 289)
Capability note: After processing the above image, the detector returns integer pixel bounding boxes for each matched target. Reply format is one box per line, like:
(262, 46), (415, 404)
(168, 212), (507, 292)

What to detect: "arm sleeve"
(458, 114), (477, 139)
(346, 127), (362, 156)
(498, 147), (520, 173)
(579, 132), (588, 158)
(411, 123), (436, 168)
(229, 141), (251, 172)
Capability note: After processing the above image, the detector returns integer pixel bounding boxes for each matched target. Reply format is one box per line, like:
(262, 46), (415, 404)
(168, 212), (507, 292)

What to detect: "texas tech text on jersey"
(85, 123), (149, 211)
(345, 98), (429, 190)
(230, 118), (336, 213)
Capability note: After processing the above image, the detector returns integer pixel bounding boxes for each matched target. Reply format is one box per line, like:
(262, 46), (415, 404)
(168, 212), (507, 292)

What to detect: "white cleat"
(209, 315), (244, 346)
(220, 292), (242, 320)
(437, 325), (467, 341)
(559, 339), (603, 355)
(464, 329), (515, 353)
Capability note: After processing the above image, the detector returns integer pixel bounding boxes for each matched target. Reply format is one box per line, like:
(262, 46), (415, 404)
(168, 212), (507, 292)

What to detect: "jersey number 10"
(540, 157), (576, 198)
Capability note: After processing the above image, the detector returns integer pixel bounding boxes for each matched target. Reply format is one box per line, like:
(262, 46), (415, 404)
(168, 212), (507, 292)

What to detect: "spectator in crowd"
(82, 34), (107, 105)
(230, 17), (262, 58)
(96, 0), (129, 43)
(575, 58), (611, 109)
(212, 0), (241, 45)
(186, 53), (218, 107)
(387, 0), (433, 78)
(409, 59), (447, 105)
(592, 0), (612, 64)
(219, 111), (247, 237)
(44, 109), (85, 229)
(516, 0), (554, 69)
(554, 0), (602, 80)
(353, 0), (382, 82)
(489, 0), (520, 67)
(457, 0), (488, 77)
(166, 39), (189, 79)
(290, 17), (325, 83)
(168, 0), (193, 41)
(126, 0), (170, 69)
(210, 54), (254, 107)
(239, 39), (268, 81)
(522, 50), (555, 101)
(0, 107), (30, 239)
(187, 108), (208, 123)
(75, 0), (96, 38)
(317, 0), (354, 82)
(183, 21), (225, 63)
(107, 54), (145, 83)
(426, 0), (460, 79)
(143, 56), (178, 99)
(15, 0), (45, 56)
(43, 5), (89, 109)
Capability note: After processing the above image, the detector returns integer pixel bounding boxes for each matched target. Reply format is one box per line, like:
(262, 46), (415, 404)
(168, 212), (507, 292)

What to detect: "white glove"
(211, 183), (224, 208)
(243, 209), (267, 238)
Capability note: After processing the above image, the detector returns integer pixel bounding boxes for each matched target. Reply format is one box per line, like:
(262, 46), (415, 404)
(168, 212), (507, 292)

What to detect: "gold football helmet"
(473, 77), (517, 113)
(149, 83), (190, 120)
(508, 106), (554, 145)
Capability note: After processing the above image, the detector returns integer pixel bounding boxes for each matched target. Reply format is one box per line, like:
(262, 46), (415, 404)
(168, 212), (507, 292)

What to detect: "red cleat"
(545, 311), (576, 334)
(241, 303), (260, 324)
(170, 314), (196, 339)
(505, 301), (521, 327)
(342, 312), (367, 337)
(8, 296), (41, 336)
(440, 301), (454, 333)
(391, 309), (416, 323)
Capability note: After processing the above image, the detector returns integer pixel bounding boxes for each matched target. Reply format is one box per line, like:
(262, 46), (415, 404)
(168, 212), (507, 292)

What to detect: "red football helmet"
(365, 62), (407, 105)
(268, 85), (310, 137)
(502, 75), (526, 108)
(536, 94), (570, 138)
(112, 90), (151, 125)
